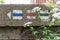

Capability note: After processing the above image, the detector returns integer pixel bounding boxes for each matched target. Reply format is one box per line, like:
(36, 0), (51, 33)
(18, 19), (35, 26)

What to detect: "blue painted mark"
(13, 13), (23, 16)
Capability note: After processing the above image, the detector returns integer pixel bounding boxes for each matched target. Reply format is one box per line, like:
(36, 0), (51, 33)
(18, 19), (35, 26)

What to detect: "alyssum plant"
(23, 5), (60, 40)
(24, 23), (60, 40)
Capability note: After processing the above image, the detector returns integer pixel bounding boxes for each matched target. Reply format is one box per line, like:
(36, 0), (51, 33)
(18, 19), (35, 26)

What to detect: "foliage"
(36, 11), (41, 19)
(23, 4), (60, 40)
(28, 25), (60, 40)
(49, 22), (54, 27)
(55, 19), (60, 24)
(45, 4), (60, 26)
(40, 25), (60, 40)
(49, 0), (53, 3)
(44, 4), (60, 10)
(0, 0), (4, 4)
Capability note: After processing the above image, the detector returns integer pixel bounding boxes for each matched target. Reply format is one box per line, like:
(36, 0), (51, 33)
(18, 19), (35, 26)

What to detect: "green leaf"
(36, 38), (40, 40)
(49, 22), (54, 27)
(41, 37), (51, 40)
(0, 0), (4, 4)
(32, 31), (38, 35)
(30, 27), (35, 31)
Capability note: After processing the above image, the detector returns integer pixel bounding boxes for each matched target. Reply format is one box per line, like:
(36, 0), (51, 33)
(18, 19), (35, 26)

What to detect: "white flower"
(56, 37), (60, 39)
(51, 8), (60, 22)
(24, 22), (32, 27)
(51, 8), (59, 13)
(32, 7), (41, 12)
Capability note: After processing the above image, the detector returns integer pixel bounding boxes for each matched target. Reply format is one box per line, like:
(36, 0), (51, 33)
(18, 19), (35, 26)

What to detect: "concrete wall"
(0, 27), (20, 39)
(0, 4), (49, 26)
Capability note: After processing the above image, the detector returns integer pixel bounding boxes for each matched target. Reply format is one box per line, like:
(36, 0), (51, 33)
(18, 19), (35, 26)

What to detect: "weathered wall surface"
(0, 4), (49, 26)
(0, 27), (20, 39)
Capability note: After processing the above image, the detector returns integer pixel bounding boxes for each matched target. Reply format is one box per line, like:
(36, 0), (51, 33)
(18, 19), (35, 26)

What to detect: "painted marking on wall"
(40, 10), (49, 21)
(7, 12), (11, 19)
(26, 10), (36, 19)
(13, 10), (23, 20)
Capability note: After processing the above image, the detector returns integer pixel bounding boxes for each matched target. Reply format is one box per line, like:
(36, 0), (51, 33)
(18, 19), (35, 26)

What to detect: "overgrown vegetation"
(24, 4), (60, 40)
(0, 0), (4, 4)
(24, 25), (60, 40)
(44, 4), (60, 10)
